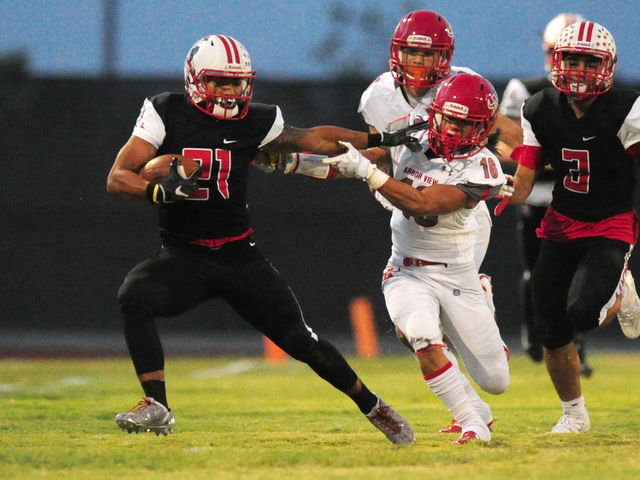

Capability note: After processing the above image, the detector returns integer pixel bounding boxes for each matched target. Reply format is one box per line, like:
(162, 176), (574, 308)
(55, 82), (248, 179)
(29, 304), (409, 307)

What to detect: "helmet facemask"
(193, 71), (254, 119)
(429, 110), (490, 161)
(552, 51), (614, 100)
(391, 44), (452, 90)
(427, 73), (498, 162)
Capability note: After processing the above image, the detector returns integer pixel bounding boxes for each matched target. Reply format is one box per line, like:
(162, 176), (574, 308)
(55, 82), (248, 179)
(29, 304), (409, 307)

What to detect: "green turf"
(1, 353), (639, 479)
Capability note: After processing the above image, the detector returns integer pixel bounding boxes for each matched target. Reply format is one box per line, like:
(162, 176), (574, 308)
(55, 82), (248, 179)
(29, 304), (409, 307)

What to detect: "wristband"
(366, 168), (390, 190)
(367, 133), (382, 148)
(146, 182), (160, 204)
(293, 153), (334, 179)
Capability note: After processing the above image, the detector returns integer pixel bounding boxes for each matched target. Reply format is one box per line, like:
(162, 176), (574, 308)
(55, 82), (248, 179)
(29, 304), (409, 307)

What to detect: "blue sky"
(1, 0), (638, 83)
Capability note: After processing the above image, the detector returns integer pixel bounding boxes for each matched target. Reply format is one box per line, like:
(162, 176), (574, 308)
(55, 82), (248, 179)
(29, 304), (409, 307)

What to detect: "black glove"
(368, 120), (429, 152)
(146, 157), (202, 204)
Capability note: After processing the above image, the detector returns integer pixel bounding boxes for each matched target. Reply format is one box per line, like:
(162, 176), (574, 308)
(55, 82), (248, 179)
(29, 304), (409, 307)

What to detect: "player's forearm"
(378, 181), (464, 217)
(106, 169), (149, 201)
(509, 165), (536, 206)
(288, 126), (366, 154)
(494, 114), (523, 149)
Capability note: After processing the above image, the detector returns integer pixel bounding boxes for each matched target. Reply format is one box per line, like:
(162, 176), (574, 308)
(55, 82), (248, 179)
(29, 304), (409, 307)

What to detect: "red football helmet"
(428, 73), (499, 161)
(389, 10), (455, 90)
(551, 21), (616, 100)
(184, 35), (256, 120)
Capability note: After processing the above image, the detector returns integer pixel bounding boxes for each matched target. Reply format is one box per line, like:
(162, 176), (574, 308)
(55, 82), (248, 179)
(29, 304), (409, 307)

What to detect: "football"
(138, 154), (200, 183)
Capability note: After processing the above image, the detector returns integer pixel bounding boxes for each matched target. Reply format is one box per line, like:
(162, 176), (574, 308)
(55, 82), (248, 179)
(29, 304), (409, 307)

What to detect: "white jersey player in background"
(359, 10), (521, 268)
(358, 9), (520, 435)
(326, 73), (511, 445)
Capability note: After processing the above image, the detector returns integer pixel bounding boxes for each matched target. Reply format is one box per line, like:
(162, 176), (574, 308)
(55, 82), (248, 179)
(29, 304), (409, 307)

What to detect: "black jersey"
(521, 76), (553, 96)
(522, 87), (640, 222)
(140, 93), (280, 243)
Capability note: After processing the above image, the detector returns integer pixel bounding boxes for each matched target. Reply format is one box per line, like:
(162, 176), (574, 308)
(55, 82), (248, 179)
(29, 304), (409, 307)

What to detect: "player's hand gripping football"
(149, 157), (202, 204)
(379, 120), (429, 152)
(494, 174), (514, 216)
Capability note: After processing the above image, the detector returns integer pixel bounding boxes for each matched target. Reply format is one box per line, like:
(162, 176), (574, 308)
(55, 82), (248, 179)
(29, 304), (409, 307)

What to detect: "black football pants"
(531, 236), (630, 349)
(117, 237), (359, 392)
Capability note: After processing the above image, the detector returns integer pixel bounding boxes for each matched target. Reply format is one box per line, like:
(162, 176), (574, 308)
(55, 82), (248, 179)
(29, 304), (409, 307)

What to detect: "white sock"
(561, 395), (588, 417)
(443, 348), (492, 423)
(425, 362), (484, 429)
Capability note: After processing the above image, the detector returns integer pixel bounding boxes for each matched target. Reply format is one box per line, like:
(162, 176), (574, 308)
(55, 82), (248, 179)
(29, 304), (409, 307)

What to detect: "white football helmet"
(551, 21), (617, 100)
(542, 13), (586, 72)
(184, 35), (255, 120)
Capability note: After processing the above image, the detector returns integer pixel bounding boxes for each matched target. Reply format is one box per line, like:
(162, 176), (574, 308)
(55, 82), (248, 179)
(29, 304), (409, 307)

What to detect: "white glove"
(496, 174), (515, 199)
(323, 142), (390, 189)
(494, 174), (514, 216)
(323, 142), (372, 179)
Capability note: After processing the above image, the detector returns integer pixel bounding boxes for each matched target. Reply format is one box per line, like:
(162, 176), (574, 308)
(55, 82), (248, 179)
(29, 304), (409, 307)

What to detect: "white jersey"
(389, 131), (505, 266)
(359, 67), (493, 269)
(358, 67), (476, 133)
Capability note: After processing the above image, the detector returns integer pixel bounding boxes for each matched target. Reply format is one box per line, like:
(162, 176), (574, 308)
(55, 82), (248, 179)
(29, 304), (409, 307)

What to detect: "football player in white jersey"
(358, 9), (520, 436)
(326, 73), (511, 445)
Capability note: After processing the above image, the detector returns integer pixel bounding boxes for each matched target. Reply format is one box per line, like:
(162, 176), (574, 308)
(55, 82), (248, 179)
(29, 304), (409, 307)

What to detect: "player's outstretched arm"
(262, 123), (423, 156)
(325, 142), (469, 216)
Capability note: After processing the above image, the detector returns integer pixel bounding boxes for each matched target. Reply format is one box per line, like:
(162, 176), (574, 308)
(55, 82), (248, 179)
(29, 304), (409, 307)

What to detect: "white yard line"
(190, 359), (256, 379)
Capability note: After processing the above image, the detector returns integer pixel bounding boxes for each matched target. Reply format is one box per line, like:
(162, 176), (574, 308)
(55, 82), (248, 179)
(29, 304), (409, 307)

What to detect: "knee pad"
(404, 313), (442, 351)
(475, 369), (510, 395)
(465, 348), (510, 395)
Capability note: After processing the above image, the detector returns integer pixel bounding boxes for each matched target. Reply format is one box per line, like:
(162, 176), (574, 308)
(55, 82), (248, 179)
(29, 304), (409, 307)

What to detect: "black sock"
(351, 383), (378, 414)
(141, 380), (169, 410)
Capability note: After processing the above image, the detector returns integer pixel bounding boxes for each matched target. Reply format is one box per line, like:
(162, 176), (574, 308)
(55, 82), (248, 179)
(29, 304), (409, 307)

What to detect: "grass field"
(1, 352), (640, 480)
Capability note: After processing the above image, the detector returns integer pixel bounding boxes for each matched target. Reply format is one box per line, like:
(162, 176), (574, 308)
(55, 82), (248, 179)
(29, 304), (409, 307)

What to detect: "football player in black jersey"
(499, 13), (594, 377)
(106, 35), (419, 443)
(502, 21), (640, 433)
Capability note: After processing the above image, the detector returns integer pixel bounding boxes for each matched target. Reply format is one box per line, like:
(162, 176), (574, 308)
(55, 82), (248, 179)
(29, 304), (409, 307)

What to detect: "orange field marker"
(349, 297), (379, 358)
(263, 337), (289, 364)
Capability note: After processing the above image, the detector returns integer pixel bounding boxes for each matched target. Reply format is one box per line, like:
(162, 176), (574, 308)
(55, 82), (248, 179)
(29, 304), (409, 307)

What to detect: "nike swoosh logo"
(249, 241), (256, 247)
(582, 136), (596, 141)
(223, 139), (237, 144)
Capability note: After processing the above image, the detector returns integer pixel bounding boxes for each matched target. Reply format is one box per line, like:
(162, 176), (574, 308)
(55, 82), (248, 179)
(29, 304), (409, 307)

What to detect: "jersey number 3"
(182, 148), (231, 200)
(561, 148), (590, 194)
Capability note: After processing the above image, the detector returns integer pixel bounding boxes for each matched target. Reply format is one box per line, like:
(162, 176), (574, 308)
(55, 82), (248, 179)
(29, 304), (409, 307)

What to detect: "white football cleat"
(115, 397), (175, 436)
(550, 413), (590, 434)
(618, 270), (640, 339)
(453, 422), (491, 445)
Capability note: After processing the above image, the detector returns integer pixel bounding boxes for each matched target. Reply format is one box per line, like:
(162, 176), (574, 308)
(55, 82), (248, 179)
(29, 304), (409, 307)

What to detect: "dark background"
(1, 76), (638, 355)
